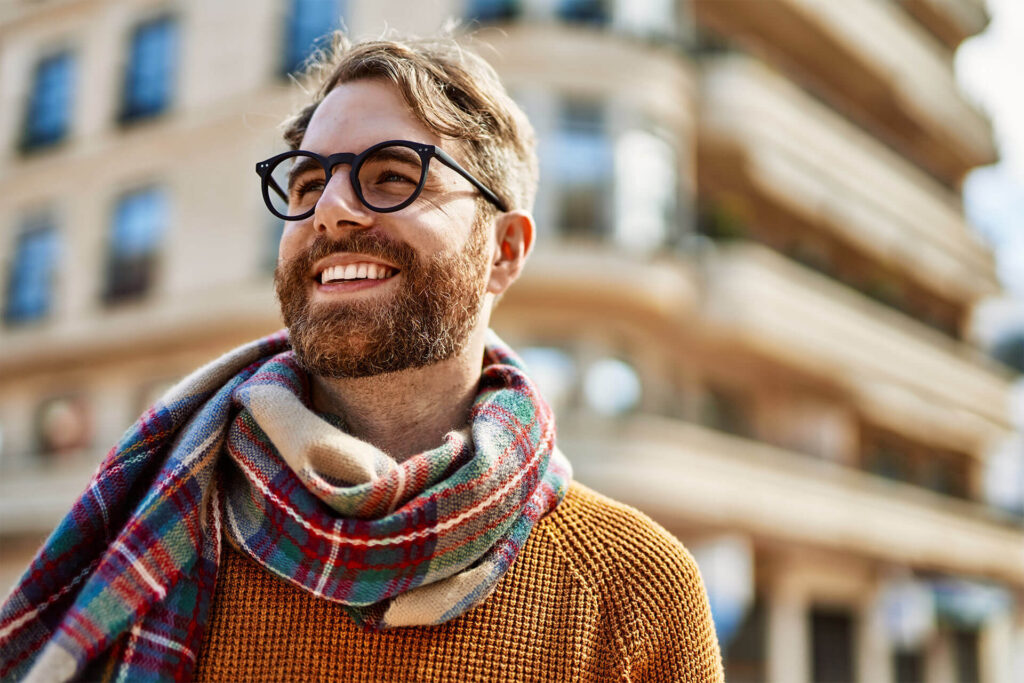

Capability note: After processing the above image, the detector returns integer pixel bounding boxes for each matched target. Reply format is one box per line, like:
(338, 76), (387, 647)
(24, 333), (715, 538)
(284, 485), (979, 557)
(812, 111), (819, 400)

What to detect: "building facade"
(1, 0), (1021, 681)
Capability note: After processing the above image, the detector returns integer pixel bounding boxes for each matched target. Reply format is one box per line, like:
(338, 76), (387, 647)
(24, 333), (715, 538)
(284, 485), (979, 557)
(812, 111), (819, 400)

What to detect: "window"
(34, 396), (92, 457)
(519, 347), (578, 416)
(21, 51), (74, 151)
(557, 0), (610, 24)
(861, 424), (971, 499)
(582, 357), (641, 416)
(103, 187), (168, 303)
(614, 129), (676, 252)
(548, 99), (614, 238)
(811, 607), (856, 683)
(283, 0), (344, 75)
(697, 198), (748, 241)
(615, 0), (674, 36)
(700, 385), (754, 438)
(4, 214), (60, 325)
(952, 628), (980, 683)
(120, 16), (178, 122)
(465, 0), (521, 22)
(894, 650), (925, 683)
(723, 599), (766, 683)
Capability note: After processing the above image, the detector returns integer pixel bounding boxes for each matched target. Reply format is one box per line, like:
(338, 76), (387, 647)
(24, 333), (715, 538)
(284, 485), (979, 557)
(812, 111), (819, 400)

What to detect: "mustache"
(283, 231), (418, 274)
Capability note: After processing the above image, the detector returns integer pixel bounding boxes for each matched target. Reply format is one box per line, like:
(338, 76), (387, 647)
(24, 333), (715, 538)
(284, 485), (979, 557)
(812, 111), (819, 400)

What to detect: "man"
(0, 35), (723, 682)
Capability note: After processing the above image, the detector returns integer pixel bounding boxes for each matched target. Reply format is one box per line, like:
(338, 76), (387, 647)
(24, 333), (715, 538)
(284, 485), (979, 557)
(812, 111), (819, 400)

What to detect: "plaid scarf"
(0, 329), (571, 683)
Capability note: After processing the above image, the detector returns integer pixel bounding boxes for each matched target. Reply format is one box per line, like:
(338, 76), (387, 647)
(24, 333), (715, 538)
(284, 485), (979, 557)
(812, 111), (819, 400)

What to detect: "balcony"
(698, 55), (999, 307)
(701, 242), (1013, 453)
(476, 23), (696, 122)
(506, 242), (1011, 457)
(565, 414), (1024, 585)
(693, 0), (995, 185)
(899, 0), (990, 49)
(0, 280), (280, 381)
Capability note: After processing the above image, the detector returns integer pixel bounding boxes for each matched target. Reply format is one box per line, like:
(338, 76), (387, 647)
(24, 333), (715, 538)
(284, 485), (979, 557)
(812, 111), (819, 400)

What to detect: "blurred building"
(1, 0), (1021, 681)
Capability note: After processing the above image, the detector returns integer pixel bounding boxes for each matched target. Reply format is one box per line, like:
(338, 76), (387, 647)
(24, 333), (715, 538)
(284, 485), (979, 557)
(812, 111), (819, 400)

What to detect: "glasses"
(255, 139), (508, 220)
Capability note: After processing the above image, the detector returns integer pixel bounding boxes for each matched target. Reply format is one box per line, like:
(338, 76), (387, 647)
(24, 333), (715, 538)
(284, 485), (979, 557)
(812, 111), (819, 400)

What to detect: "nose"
(312, 167), (373, 234)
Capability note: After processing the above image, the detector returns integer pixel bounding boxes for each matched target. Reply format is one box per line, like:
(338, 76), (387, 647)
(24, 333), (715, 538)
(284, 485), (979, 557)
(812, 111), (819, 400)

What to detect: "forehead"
(300, 79), (443, 154)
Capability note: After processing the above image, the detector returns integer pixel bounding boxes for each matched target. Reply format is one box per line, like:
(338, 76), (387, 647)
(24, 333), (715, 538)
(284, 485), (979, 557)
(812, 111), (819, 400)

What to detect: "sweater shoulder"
(545, 480), (702, 584)
(539, 480), (725, 682)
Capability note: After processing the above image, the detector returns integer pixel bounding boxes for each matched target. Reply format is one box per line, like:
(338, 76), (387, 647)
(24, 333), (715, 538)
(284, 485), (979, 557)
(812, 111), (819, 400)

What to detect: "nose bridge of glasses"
(317, 152), (367, 214)
(325, 151), (358, 177)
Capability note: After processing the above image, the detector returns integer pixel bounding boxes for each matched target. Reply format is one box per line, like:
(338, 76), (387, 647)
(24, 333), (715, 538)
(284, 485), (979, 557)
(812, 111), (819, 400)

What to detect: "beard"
(274, 215), (491, 379)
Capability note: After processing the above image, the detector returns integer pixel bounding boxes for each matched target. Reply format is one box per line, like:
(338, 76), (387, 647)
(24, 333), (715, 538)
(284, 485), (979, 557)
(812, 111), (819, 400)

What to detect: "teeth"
(319, 263), (396, 284)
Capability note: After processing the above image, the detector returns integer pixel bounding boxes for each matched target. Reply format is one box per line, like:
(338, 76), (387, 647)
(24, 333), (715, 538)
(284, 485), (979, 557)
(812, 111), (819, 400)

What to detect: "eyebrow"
(286, 156), (326, 189)
(368, 146), (421, 164)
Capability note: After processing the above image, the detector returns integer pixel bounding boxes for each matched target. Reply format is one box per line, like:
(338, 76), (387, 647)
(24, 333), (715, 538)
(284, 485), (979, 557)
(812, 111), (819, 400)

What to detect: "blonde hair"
(283, 34), (538, 215)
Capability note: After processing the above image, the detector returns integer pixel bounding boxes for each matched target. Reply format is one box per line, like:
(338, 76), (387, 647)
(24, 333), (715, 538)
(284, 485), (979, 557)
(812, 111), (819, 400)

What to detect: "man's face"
(274, 79), (493, 378)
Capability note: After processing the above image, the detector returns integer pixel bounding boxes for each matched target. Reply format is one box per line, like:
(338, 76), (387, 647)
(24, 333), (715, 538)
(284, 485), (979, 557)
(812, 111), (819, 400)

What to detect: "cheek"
(407, 202), (482, 253)
(277, 223), (307, 262)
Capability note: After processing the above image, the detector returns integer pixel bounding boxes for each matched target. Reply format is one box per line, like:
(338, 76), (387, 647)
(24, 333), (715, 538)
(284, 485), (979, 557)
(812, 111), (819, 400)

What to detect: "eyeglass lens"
(266, 144), (426, 218)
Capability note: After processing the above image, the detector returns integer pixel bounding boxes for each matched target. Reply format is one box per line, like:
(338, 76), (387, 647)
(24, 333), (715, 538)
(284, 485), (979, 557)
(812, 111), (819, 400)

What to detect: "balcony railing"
(693, 0), (995, 184)
(699, 55), (999, 307)
(701, 242), (1013, 454)
(564, 414), (1024, 584)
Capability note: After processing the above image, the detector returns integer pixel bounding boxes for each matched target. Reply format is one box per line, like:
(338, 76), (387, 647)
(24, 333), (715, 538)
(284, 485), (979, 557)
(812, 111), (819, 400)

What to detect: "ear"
(487, 210), (535, 296)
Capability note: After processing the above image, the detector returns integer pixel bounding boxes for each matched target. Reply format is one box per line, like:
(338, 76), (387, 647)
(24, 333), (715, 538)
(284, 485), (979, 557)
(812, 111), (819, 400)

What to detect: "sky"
(956, 0), (1024, 299)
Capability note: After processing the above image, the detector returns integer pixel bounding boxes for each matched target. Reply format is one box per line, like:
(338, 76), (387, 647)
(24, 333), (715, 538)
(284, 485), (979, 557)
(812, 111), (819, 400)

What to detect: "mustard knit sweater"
(194, 481), (724, 682)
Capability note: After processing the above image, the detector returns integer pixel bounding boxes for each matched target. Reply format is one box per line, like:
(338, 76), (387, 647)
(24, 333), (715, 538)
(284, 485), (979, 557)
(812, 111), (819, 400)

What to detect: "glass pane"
(357, 144), (424, 209)
(268, 152), (325, 217)
(723, 599), (766, 683)
(953, 629), (980, 683)
(122, 17), (178, 120)
(23, 52), (74, 148)
(105, 188), (168, 302)
(615, 129), (676, 252)
(4, 216), (60, 324)
(518, 347), (577, 415)
(811, 608), (855, 683)
(112, 189), (168, 255)
(557, 0), (609, 24)
(615, 0), (674, 36)
(700, 385), (753, 437)
(284, 0), (344, 74)
(894, 650), (925, 683)
(550, 99), (613, 238)
(583, 358), (641, 416)
(465, 0), (521, 22)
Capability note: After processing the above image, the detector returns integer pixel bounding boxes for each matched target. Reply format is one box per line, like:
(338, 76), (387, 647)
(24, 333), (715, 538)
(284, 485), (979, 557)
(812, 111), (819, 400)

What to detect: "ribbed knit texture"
(194, 481), (724, 682)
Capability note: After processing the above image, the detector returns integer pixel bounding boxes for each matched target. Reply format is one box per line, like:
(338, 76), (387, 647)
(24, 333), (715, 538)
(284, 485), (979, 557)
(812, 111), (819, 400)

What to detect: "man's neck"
(309, 327), (487, 462)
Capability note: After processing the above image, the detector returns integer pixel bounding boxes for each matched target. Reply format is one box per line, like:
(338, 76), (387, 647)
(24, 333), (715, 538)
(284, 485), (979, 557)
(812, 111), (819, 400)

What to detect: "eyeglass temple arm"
(434, 149), (508, 212)
(256, 163), (288, 201)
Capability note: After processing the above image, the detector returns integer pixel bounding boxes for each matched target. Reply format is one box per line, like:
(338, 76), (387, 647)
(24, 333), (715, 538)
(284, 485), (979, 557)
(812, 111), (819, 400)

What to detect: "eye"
(376, 169), (416, 185)
(291, 178), (325, 199)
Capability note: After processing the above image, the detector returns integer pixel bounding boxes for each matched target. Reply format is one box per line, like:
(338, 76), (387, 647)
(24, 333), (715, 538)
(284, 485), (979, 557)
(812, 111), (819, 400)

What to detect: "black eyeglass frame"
(255, 139), (508, 220)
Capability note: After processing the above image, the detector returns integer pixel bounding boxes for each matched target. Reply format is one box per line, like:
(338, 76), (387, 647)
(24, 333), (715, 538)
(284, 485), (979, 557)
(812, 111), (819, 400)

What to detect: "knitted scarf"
(0, 329), (571, 683)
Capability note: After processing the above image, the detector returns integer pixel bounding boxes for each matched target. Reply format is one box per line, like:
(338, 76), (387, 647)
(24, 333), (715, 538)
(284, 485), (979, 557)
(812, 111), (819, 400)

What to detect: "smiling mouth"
(317, 262), (400, 285)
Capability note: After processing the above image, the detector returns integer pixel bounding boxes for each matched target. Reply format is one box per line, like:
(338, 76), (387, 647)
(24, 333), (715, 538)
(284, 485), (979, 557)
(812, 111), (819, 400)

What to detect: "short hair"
(282, 34), (539, 215)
